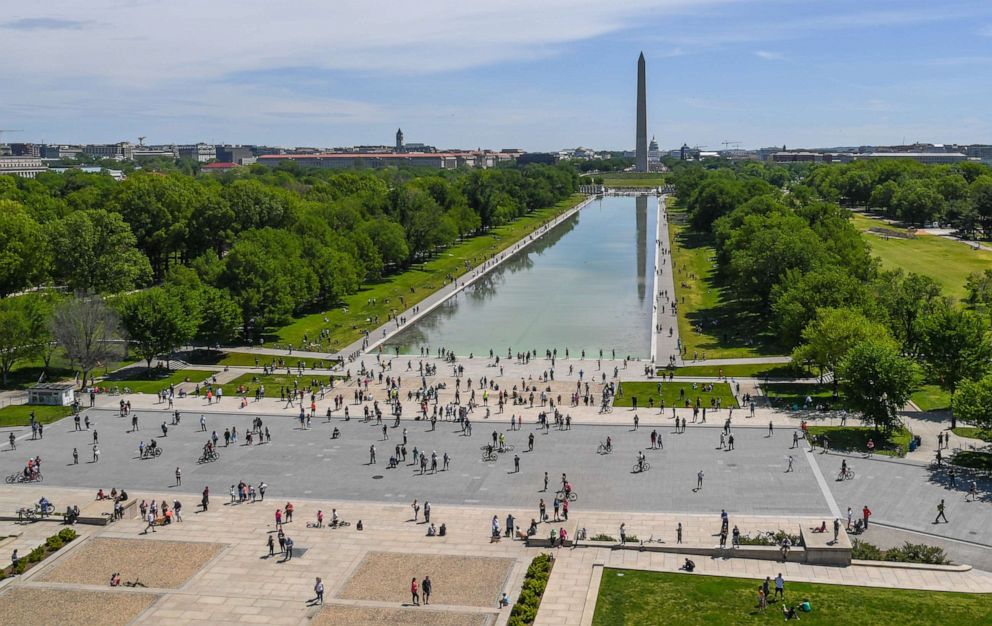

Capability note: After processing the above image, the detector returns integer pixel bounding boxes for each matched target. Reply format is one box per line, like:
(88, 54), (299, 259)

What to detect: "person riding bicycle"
(149, 438), (157, 451)
(486, 443), (494, 457)
(563, 481), (572, 497)
(839, 459), (848, 479)
(331, 427), (340, 439)
(203, 442), (213, 457)
(637, 451), (646, 472)
(606, 436), (613, 452)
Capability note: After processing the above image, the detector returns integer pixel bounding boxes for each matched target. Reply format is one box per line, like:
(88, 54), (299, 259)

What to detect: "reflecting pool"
(385, 194), (657, 358)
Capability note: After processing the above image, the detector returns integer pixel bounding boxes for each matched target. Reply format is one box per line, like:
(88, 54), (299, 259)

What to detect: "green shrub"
(15, 559), (27, 573)
(46, 535), (63, 551)
(27, 546), (45, 563)
(738, 530), (801, 546)
(852, 539), (947, 564)
(507, 553), (555, 625)
(590, 534), (616, 542)
(852, 539), (883, 561)
(58, 528), (78, 542)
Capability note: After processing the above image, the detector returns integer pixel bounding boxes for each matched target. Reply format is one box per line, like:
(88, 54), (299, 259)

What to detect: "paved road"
(0, 408), (830, 517)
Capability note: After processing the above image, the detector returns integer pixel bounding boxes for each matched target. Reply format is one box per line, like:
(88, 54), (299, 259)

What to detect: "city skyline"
(2, 0), (992, 150)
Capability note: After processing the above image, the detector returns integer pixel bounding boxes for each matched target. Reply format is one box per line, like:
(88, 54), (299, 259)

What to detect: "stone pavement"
(652, 195), (681, 366)
(1, 486), (988, 626)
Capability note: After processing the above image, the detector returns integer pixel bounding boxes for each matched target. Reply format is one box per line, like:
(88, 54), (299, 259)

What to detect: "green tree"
(970, 176), (992, 237)
(951, 374), (992, 434)
(839, 340), (921, 433)
(875, 271), (945, 354)
(916, 306), (992, 428)
(49, 209), (152, 293)
(194, 287), (242, 347)
(0, 200), (49, 296)
(771, 267), (873, 349)
(891, 180), (944, 226)
(792, 308), (894, 390)
(119, 287), (200, 371)
(0, 294), (51, 386)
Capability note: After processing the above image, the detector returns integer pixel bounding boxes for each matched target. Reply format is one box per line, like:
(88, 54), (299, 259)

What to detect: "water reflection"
(385, 195), (657, 357)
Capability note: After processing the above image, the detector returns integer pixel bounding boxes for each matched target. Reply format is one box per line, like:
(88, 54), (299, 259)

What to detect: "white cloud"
(754, 50), (783, 61)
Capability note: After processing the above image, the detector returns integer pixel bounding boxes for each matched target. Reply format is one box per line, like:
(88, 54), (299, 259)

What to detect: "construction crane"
(0, 129), (24, 141)
(721, 140), (742, 150)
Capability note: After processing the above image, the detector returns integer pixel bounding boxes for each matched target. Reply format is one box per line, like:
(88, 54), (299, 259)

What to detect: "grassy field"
(806, 426), (911, 457)
(850, 212), (992, 300)
(1, 354), (138, 391)
(910, 384), (951, 412)
(667, 213), (780, 360)
(183, 349), (337, 369)
(270, 194), (586, 350)
(102, 368), (219, 394)
(594, 172), (667, 188)
(0, 404), (74, 428)
(227, 372), (339, 396)
(951, 427), (991, 442)
(763, 383), (845, 410)
(592, 569), (992, 626)
(661, 363), (802, 378)
(613, 381), (738, 409)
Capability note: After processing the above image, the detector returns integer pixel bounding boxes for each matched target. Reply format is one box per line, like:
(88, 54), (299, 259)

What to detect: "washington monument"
(635, 51), (648, 172)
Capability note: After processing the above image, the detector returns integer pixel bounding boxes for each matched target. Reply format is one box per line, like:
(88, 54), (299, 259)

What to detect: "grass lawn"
(102, 368), (219, 394)
(227, 372), (339, 396)
(951, 450), (992, 471)
(951, 427), (991, 443)
(910, 384), (951, 411)
(0, 404), (74, 428)
(661, 363), (803, 379)
(763, 383), (845, 410)
(270, 194), (586, 350)
(667, 209), (782, 360)
(1, 354), (137, 391)
(614, 381), (738, 409)
(592, 569), (992, 626)
(850, 212), (992, 300)
(805, 426), (911, 457)
(183, 349), (338, 369)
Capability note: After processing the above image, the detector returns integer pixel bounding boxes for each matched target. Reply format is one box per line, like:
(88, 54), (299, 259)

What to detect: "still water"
(385, 195), (657, 358)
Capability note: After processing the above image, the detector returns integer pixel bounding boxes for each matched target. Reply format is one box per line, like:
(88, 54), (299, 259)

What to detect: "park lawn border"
(806, 425), (911, 457)
(762, 383), (846, 410)
(0, 527), (77, 580)
(659, 363), (800, 379)
(272, 193), (587, 350)
(910, 384), (950, 412)
(182, 349), (339, 369)
(614, 381), (738, 410)
(951, 427), (991, 443)
(101, 368), (219, 394)
(591, 567), (992, 626)
(0, 404), (74, 428)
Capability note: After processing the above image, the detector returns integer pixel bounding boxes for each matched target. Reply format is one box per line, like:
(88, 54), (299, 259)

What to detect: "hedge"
(508, 553), (555, 626)
(0, 527), (78, 580)
(852, 539), (949, 564)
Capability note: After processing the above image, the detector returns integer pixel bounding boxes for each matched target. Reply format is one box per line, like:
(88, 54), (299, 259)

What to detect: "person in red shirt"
(411, 577), (419, 606)
(862, 505), (872, 529)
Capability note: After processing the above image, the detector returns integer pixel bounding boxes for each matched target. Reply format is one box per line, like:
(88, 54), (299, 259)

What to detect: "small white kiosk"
(28, 383), (76, 406)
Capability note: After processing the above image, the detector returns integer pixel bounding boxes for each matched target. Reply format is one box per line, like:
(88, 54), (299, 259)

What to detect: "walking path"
(652, 195), (681, 367)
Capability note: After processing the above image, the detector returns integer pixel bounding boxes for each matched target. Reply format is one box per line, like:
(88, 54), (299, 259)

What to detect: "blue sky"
(1, 0), (991, 151)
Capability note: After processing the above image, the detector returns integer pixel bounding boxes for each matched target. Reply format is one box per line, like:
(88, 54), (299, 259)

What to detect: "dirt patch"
(0, 587), (156, 626)
(37, 537), (223, 588)
(312, 605), (492, 626)
(338, 552), (514, 608)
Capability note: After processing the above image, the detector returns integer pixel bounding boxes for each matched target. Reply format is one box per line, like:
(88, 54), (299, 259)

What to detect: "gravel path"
(312, 605), (492, 626)
(0, 587), (156, 626)
(338, 552), (514, 608)
(38, 537), (223, 588)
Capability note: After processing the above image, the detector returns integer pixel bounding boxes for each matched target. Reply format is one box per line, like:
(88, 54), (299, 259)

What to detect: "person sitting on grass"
(783, 604), (800, 620)
(800, 599), (812, 612)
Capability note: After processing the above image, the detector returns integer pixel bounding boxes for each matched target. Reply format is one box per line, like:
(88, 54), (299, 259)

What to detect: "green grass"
(851, 212), (992, 300)
(763, 383), (845, 410)
(613, 381), (738, 409)
(667, 211), (781, 360)
(660, 363), (802, 378)
(805, 426), (911, 457)
(227, 373), (339, 396)
(0, 404), (74, 428)
(951, 427), (992, 443)
(270, 194), (586, 350)
(910, 384), (951, 412)
(951, 450), (992, 471)
(183, 349), (337, 369)
(102, 368), (219, 393)
(1, 354), (137, 390)
(592, 569), (992, 626)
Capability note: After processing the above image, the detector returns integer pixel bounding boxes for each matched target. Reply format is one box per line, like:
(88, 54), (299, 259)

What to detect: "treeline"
(0, 163), (577, 342)
(671, 161), (992, 433)
(806, 159), (992, 234)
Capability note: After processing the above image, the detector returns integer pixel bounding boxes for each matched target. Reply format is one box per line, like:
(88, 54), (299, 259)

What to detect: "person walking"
(833, 518), (841, 542)
(369, 445), (376, 464)
(846, 506), (853, 530)
(412, 499), (420, 522)
(514, 454), (520, 473)
(696, 470), (704, 491)
(619, 523), (627, 546)
(422, 575), (432, 605)
(143, 510), (156, 534)
(410, 577), (420, 606)
(424, 501), (431, 524)
(267, 534), (275, 557)
(786, 455), (794, 472)
(313, 577), (324, 605)
(72, 448), (78, 465)
(175, 467), (182, 486)
(774, 573), (785, 601)
(543, 472), (548, 492)
(934, 499), (948, 524)
(676, 522), (683, 544)
(92, 444), (100, 462)
(967, 480), (979, 502)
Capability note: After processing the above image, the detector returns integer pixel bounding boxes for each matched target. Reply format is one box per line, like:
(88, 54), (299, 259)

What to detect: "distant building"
(9, 143), (41, 157)
(215, 145), (254, 165)
(853, 152), (966, 165)
(0, 156), (46, 178)
(258, 151), (504, 170)
(201, 161), (240, 174)
(177, 143), (217, 162)
(40, 145), (82, 159)
(28, 383), (75, 406)
(396, 128), (404, 151)
(83, 142), (132, 161)
(132, 146), (179, 160)
(517, 153), (557, 166)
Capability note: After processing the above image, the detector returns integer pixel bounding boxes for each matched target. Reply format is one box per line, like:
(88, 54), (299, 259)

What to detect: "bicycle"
(632, 461), (651, 473)
(597, 442), (614, 455)
(6, 472), (43, 484)
(123, 580), (147, 588)
(555, 489), (578, 502)
(142, 447), (163, 459)
(330, 520), (351, 528)
(599, 405), (613, 414)
(36, 502), (55, 516)
(198, 450), (220, 464)
(16, 507), (38, 521)
(498, 444), (515, 453)
(837, 468), (855, 481)
(482, 451), (498, 462)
